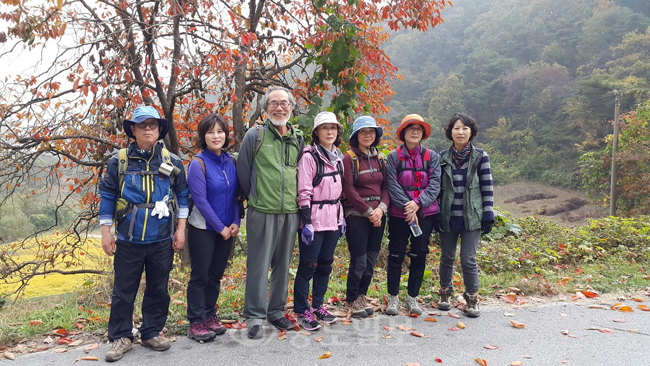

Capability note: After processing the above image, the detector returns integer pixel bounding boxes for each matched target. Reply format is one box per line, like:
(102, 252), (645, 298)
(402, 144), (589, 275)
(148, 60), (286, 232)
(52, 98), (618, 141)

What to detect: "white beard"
(269, 115), (289, 126)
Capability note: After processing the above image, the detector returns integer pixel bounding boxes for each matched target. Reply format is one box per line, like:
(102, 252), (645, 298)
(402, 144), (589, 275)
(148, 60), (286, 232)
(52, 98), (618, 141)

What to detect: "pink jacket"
(297, 144), (344, 231)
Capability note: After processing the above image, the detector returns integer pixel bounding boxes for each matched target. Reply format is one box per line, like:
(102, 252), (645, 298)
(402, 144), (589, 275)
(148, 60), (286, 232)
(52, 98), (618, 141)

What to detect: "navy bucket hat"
(123, 106), (170, 140)
(350, 116), (383, 141)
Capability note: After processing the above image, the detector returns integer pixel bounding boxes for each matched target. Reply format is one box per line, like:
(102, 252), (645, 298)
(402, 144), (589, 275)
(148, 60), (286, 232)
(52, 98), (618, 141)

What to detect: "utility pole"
(609, 90), (621, 216)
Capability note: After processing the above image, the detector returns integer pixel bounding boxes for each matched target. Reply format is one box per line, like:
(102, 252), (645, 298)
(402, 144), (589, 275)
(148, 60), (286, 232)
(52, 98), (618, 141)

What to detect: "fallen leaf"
(483, 344), (498, 350)
(300, 331), (310, 336)
(221, 319), (236, 324)
(342, 320), (352, 326)
(503, 312), (516, 317)
(410, 331), (429, 338)
(84, 343), (99, 353)
(503, 294), (517, 304)
(510, 362), (523, 366)
(33, 345), (51, 353)
(448, 312), (461, 319)
(610, 302), (624, 310)
(560, 313), (567, 317)
(382, 335), (393, 339)
(561, 330), (569, 335)
(457, 321), (466, 329)
(588, 305), (605, 309)
(69, 339), (83, 347)
(475, 358), (487, 366)
(76, 356), (99, 361)
(29, 320), (43, 326)
(629, 329), (639, 333)
(314, 336), (323, 342)
(406, 363), (421, 366)
(613, 318), (627, 323)
(632, 297), (644, 302)
(54, 328), (70, 336)
(54, 348), (68, 353)
(510, 320), (525, 329)
(637, 305), (650, 311)
(57, 337), (73, 345)
(3, 352), (16, 360)
(383, 326), (394, 331)
(318, 352), (331, 359)
(618, 306), (633, 312)
(43, 336), (54, 344)
(327, 296), (341, 304)
(398, 325), (413, 331)
(428, 311), (438, 316)
(581, 290), (599, 298)
(171, 300), (184, 306)
(278, 330), (287, 340)
(568, 334), (579, 338)
(435, 357), (443, 363)
(522, 355), (532, 359)
(599, 328), (614, 333)
(424, 317), (437, 322)
(448, 327), (461, 331)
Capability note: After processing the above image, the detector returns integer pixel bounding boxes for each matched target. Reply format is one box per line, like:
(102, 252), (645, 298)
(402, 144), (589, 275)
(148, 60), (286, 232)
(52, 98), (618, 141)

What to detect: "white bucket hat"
(313, 111), (344, 134)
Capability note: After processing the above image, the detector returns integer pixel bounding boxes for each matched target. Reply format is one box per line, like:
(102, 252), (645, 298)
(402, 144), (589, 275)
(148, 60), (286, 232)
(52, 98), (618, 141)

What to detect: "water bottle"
(409, 222), (422, 237)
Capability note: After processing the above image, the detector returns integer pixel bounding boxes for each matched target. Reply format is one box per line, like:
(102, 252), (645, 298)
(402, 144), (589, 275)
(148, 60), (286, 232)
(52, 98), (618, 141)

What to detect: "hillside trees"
(0, 0), (448, 294)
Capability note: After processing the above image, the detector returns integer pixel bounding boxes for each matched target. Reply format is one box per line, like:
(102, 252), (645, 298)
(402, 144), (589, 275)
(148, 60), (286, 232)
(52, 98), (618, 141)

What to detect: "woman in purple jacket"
(385, 114), (441, 316)
(186, 114), (240, 342)
(294, 111), (345, 331)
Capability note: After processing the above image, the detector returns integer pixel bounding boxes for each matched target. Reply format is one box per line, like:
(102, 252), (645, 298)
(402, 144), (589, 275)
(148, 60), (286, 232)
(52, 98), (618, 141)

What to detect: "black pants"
(186, 225), (234, 323)
(386, 215), (435, 297)
(345, 215), (385, 302)
(108, 239), (173, 342)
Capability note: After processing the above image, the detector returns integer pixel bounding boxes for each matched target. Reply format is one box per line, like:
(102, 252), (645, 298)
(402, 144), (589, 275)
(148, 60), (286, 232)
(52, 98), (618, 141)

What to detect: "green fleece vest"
(249, 122), (302, 214)
(439, 148), (484, 232)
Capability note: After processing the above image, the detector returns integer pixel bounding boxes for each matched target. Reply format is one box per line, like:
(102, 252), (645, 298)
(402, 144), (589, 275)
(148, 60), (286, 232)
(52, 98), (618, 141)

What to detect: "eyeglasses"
(407, 125), (424, 133)
(135, 121), (159, 130)
(269, 101), (291, 108)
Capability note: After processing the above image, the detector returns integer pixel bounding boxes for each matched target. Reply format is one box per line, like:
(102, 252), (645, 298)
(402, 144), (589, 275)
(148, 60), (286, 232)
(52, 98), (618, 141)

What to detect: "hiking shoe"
(464, 292), (481, 318)
(314, 305), (337, 324)
(348, 297), (367, 318)
(247, 325), (262, 339)
(105, 337), (132, 362)
(405, 296), (423, 315)
(140, 336), (170, 351)
(269, 316), (293, 330)
(361, 295), (374, 316)
(386, 295), (400, 316)
(187, 322), (216, 342)
(298, 308), (321, 331)
(205, 316), (227, 335)
(438, 287), (452, 311)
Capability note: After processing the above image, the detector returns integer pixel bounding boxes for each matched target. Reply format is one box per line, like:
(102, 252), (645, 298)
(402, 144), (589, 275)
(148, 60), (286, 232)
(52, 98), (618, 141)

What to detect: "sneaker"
(405, 296), (423, 315)
(438, 287), (452, 311)
(314, 305), (337, 324)
(464, 292), (481, 318)
(298, 308), (321, 331)
(349, 297), (367, 318)
(187, 322), (216, 342)
(269, 316), (293, 330)
(140, 336), (170, 351)
(386, 295), (400, 316)
(205, 316), (227, 335)
(247, 325), (263, 339)
(361, 295), (374, 316)
(105, 337), (132, 362)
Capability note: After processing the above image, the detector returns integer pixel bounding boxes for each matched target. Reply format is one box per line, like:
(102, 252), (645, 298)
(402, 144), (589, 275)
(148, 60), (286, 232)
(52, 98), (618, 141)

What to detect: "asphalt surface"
(4, 300), (650, 366)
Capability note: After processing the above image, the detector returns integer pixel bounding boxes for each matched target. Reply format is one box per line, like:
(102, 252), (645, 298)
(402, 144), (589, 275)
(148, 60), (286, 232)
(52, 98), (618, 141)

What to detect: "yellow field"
(0, 235), (110, 299)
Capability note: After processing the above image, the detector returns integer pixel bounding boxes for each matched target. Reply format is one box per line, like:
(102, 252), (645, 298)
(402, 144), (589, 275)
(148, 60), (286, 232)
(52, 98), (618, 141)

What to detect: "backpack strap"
(192, 156), (206, 177)
(252, 124), (265, 160)
(117, 148), (128, 195)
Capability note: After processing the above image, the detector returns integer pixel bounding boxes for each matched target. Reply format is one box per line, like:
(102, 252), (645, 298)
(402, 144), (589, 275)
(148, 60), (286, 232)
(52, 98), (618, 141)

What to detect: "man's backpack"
(346, 149), (385, 185)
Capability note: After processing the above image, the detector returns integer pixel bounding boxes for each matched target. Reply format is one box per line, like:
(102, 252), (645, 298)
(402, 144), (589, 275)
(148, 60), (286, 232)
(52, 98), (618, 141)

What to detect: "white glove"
(151, 195), (170, 219)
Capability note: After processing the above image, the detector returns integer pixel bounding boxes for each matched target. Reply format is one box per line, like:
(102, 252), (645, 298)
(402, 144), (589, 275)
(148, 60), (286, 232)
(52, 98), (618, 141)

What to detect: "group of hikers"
(98, 86), (494, 362)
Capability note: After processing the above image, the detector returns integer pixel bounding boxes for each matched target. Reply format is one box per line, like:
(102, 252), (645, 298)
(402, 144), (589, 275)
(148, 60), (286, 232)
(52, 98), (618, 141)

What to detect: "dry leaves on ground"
(510, 320), (526, 329)
(318, 352), (331, 359)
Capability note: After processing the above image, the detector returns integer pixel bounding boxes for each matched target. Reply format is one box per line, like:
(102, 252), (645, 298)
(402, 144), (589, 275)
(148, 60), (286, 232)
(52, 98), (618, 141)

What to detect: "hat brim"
(396, 120), (431, 141)
(123, 118), (170, 140)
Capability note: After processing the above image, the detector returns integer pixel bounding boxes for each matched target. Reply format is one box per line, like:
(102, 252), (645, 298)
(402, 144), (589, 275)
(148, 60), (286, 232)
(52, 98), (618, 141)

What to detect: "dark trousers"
(345, 215), (385, 302)
(293, 230), (339, 314)
(439, 227), (481, 293)
(108, 239), (173, 342)
(186, 225), (234, 323)
(387, 215), (435, 297)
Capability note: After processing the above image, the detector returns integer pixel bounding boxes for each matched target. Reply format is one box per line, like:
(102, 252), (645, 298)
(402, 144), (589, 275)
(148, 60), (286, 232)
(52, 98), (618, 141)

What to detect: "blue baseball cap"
(123, 106), (169, 140)
(350, 116), (383, 141)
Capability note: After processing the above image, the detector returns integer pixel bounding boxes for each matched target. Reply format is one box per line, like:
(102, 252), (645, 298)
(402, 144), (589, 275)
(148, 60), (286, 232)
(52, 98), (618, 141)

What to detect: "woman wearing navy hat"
(341, 116), (389, 318)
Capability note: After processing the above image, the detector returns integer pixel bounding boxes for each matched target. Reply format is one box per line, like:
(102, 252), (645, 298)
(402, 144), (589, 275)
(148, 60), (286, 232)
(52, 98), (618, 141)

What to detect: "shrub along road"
(6, 295), (650, 365)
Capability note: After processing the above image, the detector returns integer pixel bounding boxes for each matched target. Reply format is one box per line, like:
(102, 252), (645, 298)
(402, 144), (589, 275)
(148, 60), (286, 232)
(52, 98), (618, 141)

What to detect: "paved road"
(5, 300), (650, 366)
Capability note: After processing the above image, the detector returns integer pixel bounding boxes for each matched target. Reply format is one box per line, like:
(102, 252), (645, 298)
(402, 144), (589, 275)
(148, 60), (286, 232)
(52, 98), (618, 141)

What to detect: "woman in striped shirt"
(436, 113), (494, 318)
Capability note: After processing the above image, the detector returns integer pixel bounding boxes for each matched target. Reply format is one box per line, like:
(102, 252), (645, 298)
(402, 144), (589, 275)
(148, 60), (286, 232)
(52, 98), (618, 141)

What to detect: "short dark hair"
(349, 131), (380, 148)
(311, 127), (342, 148)
(261, 86), (295, 112)
(196, 114), (232, 150)
(444, 113), (478, 141)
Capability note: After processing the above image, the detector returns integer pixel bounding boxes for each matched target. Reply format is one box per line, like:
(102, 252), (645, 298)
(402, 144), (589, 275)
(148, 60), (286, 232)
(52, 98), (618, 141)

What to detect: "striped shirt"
(449, 150), (494, 229)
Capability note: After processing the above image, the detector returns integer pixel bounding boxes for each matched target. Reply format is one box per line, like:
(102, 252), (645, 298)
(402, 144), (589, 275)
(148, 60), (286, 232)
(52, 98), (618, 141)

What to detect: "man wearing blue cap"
(98, 106), (190, 362)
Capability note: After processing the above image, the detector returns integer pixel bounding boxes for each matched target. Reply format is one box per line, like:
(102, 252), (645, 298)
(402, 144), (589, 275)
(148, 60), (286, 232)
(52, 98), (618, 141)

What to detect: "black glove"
(432, 212), (443, 233)
(481, 221), (493, 235)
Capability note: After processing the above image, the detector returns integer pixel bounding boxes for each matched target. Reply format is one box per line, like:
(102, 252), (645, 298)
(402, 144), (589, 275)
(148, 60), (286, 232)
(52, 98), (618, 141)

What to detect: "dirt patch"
(494, 182), (607, 227)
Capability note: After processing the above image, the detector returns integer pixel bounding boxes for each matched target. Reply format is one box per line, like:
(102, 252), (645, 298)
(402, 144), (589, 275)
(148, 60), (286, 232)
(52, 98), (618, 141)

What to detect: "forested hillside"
(384, 0), (650, 190)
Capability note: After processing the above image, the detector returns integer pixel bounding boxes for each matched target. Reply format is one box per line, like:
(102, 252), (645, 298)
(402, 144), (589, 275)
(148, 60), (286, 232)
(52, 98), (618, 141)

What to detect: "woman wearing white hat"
(294, 111), (345, 330)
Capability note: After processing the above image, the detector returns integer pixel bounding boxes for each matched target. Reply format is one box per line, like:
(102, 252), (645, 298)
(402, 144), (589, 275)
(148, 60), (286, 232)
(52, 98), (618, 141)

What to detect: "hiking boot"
(247, 325), (263, 339)
(298, 308), (321, 331)
(348, 297), (368, 318)
(464, 292), (481, 318)
(386, 295), (400, 316)
(405, 296), (423, 315)
(105, 337), (132, 362)
(141, 336), (170, 351)
(205, 316), (227, 335)
(361, 295), (374, 316)
(438, 287), (452, 311)
(187, 322), (216, 342)
(269, 316), (293, 330)
(314, 305), (337, 324)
